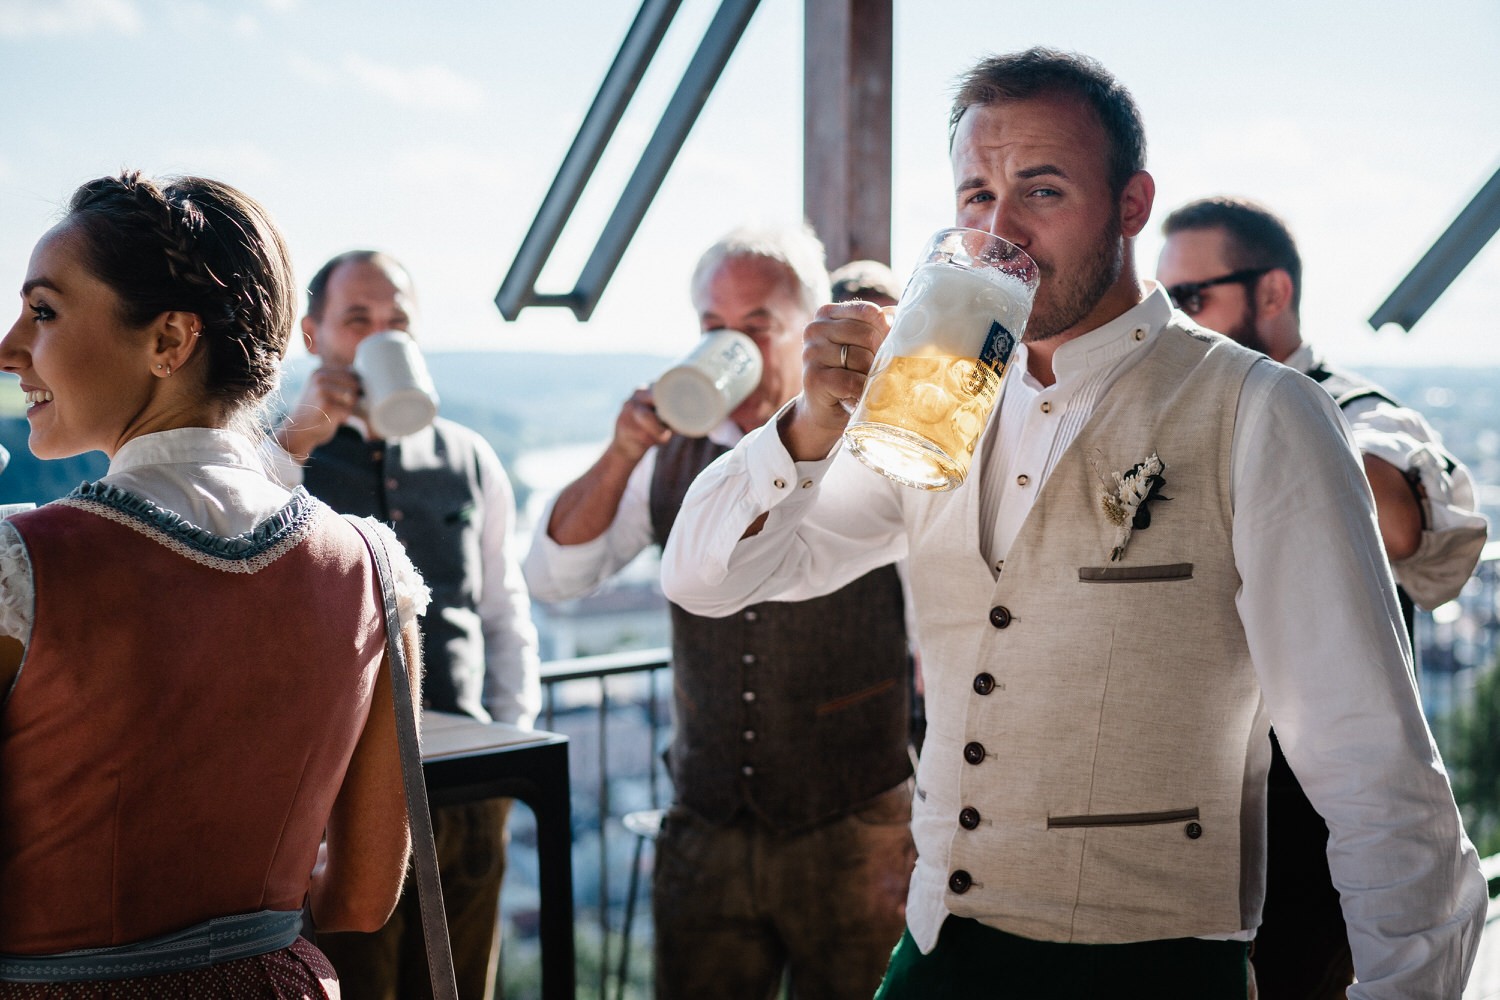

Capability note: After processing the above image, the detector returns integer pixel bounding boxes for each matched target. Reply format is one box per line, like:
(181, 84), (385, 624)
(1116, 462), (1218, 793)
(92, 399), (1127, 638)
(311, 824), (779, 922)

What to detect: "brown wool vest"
(0, 493), (385, 953)
(650, 434), (911, 831)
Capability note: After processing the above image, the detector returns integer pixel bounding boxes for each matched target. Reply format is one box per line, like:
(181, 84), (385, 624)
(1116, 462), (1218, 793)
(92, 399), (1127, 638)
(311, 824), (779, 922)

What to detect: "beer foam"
(888, 262), (1034, 357)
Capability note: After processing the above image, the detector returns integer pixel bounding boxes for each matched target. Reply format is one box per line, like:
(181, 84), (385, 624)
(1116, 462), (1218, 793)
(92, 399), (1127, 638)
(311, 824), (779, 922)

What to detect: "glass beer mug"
(844, 228), (1038, 491)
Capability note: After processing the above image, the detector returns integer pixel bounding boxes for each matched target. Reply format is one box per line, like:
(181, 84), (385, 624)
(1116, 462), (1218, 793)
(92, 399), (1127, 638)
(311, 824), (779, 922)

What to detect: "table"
(422, 711), (574, 1000)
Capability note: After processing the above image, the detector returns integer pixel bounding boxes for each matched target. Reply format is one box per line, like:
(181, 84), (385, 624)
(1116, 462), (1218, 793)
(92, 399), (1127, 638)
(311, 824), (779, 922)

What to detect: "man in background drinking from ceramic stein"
(523, 224), (915, 1000)
(271, 249), (540, 1000)
(658, 49), (1485, 998)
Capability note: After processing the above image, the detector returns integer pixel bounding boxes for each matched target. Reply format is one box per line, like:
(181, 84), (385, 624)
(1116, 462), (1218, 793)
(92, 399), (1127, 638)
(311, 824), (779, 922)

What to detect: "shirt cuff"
(739, 398), (842, 512)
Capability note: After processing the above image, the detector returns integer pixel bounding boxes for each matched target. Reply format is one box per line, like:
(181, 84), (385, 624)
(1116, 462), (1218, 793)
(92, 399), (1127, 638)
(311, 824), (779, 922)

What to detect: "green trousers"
(874, 916), (1250, 1000)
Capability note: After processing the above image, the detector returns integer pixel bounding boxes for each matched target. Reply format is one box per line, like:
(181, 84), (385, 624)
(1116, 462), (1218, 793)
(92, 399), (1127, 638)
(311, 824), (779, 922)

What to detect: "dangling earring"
(165, 364), (173, 376)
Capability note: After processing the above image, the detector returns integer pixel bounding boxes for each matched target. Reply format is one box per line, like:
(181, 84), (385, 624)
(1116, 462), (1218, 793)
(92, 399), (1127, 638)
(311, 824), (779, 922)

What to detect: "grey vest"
(650, 434), (911, 831)
(303, 418), (489, 719)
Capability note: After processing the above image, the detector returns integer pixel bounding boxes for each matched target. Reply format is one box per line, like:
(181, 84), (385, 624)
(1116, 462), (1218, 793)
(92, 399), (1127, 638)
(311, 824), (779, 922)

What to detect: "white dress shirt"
(523, 420), (744, 603)
(659, 284), (1487, 998)
(1285, 342), (1488, 610)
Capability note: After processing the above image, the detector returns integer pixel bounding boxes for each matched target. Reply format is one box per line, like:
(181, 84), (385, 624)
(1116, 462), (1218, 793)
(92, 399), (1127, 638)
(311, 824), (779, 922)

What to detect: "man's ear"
(301, 315), (320, 356)
(1119, 170), (1155, 239)
(1257, 268), (1296, 322)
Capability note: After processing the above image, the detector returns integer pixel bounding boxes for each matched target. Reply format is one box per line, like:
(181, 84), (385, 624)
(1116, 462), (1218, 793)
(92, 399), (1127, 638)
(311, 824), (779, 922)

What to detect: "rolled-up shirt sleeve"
(1230, 362), (1487, 998)
(522, 450), (659, 604)
(661, 402), (908, 615)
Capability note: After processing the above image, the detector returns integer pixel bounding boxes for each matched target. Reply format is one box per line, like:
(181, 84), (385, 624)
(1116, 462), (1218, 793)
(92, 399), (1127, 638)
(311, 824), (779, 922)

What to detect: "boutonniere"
(1099, 452), (1169, 561)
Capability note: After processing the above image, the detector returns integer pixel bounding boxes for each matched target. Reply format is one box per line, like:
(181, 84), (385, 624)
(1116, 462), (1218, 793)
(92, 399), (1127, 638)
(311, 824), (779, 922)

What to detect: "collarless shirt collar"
(981, 284), (1175, 568)
(1024, 282), (1173, 390)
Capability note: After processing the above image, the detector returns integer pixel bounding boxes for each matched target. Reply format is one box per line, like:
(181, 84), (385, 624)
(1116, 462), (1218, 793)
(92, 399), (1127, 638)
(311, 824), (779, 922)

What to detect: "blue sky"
(2, 0), (1498, 367)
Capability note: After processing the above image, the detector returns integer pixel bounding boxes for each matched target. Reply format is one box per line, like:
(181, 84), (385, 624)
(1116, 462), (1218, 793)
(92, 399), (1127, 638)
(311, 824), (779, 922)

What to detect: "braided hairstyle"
(64, 171), (297, 415)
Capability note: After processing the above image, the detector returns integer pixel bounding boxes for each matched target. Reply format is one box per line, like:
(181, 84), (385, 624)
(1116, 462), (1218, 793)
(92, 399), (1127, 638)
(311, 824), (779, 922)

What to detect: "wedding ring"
(839, 343), (849, 369)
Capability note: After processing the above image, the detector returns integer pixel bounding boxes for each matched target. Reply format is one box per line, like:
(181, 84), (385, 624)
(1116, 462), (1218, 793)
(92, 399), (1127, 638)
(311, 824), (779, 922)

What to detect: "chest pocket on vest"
(1077, 563), (1193, 583)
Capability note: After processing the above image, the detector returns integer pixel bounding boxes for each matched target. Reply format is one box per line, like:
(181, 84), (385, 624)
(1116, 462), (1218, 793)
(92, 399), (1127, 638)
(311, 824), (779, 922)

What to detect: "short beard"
(1023, 215), (1124, 343)
(1223, 298), (1273, 358)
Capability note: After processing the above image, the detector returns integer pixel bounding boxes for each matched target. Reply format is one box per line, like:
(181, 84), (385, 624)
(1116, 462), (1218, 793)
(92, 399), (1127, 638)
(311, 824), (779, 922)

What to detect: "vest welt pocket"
(1077, 563), (1193, 583)
(1047, 807), (1199, 829)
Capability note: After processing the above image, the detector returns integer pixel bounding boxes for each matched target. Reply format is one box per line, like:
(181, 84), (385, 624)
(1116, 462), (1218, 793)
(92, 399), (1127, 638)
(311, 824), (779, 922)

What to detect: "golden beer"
(846, 354), (1004, 489)
(843, 239), (1033, 491)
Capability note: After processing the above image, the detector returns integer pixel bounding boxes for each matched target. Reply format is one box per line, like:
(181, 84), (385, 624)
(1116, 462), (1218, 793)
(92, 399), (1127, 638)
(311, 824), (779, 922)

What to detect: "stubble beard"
(1223, 300), (1274, 358)
(1023, 217), (1124, 344)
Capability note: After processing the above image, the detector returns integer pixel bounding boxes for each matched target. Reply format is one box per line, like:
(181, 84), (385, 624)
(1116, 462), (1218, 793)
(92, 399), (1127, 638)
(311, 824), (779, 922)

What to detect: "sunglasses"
(1165, 268), (1271, 317)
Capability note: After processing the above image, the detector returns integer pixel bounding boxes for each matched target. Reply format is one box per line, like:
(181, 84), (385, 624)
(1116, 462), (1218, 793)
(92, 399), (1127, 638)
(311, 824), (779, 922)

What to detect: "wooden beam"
(803, 0), (893, 271)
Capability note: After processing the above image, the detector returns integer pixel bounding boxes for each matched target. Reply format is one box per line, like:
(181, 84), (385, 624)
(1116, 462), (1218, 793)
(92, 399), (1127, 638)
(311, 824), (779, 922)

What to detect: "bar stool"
(616, 807), (665, 1000)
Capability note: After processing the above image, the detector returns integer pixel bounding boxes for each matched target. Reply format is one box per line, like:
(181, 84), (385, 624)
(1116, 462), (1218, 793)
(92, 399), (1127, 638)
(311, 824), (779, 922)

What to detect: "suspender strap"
(1304, 362), (1399, 410)
(347, 516), (459, 1000)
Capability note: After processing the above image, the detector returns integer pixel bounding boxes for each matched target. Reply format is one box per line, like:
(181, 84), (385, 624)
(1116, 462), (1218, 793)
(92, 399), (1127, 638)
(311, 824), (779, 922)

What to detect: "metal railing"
(533, 647), (672, 1000)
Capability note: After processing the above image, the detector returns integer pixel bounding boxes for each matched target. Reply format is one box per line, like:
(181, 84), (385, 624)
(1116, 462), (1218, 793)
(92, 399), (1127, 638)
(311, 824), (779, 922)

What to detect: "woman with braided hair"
(0, 171), (427, 998)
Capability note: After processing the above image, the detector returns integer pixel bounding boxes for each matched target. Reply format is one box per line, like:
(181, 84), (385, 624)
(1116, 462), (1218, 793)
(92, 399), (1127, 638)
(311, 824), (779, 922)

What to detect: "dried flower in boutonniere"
(1100, 452), (1169, 561)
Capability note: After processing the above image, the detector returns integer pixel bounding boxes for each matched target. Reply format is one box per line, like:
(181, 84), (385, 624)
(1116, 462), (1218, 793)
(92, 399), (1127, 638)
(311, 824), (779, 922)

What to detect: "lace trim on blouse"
(57, 481), (320, 572)
(350, 516), (433, 627)
(0, 521), (33, 647)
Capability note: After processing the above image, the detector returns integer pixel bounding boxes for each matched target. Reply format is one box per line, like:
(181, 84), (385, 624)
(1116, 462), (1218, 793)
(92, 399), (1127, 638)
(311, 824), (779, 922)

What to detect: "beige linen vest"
(901, 322), (1268, 945)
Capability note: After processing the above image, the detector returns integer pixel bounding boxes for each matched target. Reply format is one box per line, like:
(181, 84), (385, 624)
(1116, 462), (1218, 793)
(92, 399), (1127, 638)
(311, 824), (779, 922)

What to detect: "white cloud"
(339, 54), (485, 113)
(0, 0), (141, 37)
(284, 51), (338, 88)
(232, 13), (259, 37)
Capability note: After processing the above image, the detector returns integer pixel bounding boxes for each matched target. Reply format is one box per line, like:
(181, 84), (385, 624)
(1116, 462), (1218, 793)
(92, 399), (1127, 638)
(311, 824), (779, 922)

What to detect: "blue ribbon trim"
(0, 909), (304, 983)
(67, 482), (317, 562)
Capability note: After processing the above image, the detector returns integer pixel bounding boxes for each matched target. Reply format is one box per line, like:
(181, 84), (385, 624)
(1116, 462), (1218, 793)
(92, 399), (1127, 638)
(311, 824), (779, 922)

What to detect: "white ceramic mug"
(653, 330), (763, 437)
(354, 330), (440, 439)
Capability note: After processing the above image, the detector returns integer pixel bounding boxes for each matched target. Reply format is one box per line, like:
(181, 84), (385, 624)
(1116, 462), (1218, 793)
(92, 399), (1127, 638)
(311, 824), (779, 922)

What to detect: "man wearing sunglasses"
(1159, 196), (1488, 1000)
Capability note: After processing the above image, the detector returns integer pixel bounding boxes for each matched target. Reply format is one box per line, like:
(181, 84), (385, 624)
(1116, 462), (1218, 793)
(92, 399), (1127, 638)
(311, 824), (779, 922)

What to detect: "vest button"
(948, 870), (973, 894)
(742, 690), (756, 702)
(1185, 821), (1203, 840)
(742, 765), (755, 777)
(973, 673), (996, 695)
(744, 610), (758, 622)
(959, 807), (981, 830)
(1040, 401), (1052, 414)
(963, 741), (985, 764)
(773, 477), (787, 489)
(389, 510), (405, 522)
(385, 478), (399, 491)
(742, 653), (756, 665)
(988, 606), (1011, 628)
(742, 730), (756, 742)
(1016, 474), (1029, 487)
